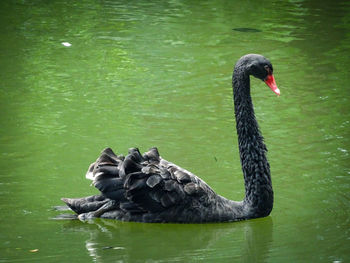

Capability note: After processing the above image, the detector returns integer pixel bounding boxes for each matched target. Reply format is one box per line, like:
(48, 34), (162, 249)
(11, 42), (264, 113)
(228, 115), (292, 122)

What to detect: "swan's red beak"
(264, 74), (280, 96)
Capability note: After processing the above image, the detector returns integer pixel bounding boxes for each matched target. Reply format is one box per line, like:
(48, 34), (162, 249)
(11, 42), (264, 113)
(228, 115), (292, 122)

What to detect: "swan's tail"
(61, 195), (108, 214)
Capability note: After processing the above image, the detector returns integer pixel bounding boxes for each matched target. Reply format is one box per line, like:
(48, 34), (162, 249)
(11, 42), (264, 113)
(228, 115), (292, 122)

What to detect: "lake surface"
(1, 0), (349, 262)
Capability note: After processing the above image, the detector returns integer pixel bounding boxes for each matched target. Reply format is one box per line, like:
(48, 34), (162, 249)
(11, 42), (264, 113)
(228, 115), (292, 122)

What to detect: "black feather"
(143, 147), (160, 162)
(146, 174), (162, 188)
(160, 168), (171, 179)
(94, 177), (124, 193)
(94, 165), (119, 177)
(104, 189), (126, 200)
(120, 202), (143, 213)
(184, 182), (200, 195)
(128, 148), (144, 163)
(149, 187), (163, 203)
(122, 156), (143, 174)
(174, 170), (191, 183)
(96, 153), (119, 165)
(164, 179), (176, 191)
(128, 178), (147, 191)
(160, 193), (174, 207)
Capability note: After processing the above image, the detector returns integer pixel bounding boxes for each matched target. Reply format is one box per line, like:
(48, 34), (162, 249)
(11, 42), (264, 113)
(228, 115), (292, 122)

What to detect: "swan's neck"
(232, 65), (273, 218)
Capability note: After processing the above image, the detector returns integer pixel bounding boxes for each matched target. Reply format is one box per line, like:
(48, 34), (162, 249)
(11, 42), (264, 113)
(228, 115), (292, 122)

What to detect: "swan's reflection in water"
(60, 216), (273, 262)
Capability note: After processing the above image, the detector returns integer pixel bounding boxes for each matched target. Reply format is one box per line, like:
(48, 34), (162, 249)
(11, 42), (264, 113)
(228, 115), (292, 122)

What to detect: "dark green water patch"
(233, 27), (262, 33)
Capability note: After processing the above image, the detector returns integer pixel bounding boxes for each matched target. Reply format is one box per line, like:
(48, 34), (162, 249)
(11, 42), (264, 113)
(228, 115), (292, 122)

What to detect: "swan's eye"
(264, 65), (272, 75)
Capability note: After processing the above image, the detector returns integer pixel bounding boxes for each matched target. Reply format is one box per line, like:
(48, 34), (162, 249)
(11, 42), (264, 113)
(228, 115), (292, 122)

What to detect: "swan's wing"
(89, 147), (216, 217)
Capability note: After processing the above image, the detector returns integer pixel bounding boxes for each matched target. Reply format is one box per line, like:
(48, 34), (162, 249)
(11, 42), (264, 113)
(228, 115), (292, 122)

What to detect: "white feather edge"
(85, 171), (103, 181)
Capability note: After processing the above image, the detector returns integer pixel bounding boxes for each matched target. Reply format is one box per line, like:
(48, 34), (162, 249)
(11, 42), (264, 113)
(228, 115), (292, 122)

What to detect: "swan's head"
(242, 54), (280, 96)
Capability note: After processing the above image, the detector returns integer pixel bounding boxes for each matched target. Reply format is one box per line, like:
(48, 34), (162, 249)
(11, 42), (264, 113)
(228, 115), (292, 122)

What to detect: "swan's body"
(62, 54), (278, 223)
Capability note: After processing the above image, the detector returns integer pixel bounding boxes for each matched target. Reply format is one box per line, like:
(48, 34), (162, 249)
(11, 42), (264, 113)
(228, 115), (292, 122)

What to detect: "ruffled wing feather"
(62, 147), (216, 222)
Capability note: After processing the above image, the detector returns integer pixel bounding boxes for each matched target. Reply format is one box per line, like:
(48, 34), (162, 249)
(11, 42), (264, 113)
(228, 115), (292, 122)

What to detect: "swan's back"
(62, 147), (227, 223)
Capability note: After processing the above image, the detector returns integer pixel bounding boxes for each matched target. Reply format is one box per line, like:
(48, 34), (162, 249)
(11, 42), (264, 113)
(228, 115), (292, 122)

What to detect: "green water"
(1, 0), (349, 262)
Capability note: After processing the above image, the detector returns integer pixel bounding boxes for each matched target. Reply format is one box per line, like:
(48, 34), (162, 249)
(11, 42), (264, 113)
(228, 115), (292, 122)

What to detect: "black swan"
(61, 54), (279, 223)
